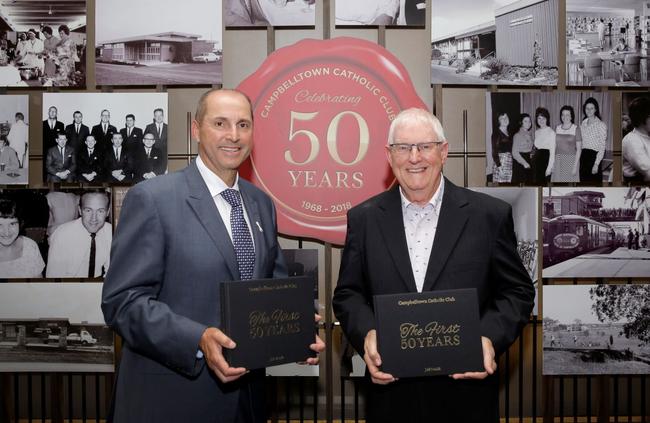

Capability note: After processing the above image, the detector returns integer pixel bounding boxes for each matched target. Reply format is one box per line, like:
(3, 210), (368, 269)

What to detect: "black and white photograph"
(266, 248), (319, 377)
(0, 189), (112, 280)
(566, 0), (650, 87)
(335, 0), (425, 26)
(0, 95), (29, 185)
(543, 187), (650, 278)
(621, 92), (650, 182)
(42, 92), (168, 185)
(486, 92), (613, 185)
(470, 187), (539, 314)
(96, 0), (222, 86)
(225, 0), (316, 27)
(0, 1), (86, 87)
(431, 0), (558, 85)
(0, 282), (113, 372)
(543, 284), (650, 375)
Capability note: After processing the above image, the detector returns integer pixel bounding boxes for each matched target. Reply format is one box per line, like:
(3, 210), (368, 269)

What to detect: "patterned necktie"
(221, 188), (255, 280)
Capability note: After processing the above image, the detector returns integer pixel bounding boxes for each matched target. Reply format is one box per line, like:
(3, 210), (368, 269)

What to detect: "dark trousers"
(579, 149), (602, 184)
(365, 374), (499, 423)
(533, 149), (550, 185)
(512, 152), (533, 185)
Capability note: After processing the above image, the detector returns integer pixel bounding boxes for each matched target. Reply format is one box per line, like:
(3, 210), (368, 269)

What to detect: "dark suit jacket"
(144, 122), (168, 153)
(65, 123), (90, 153)
(102, 160), (287, 422)
(42, 119), (65, 177)
(76, 147), (104, 183)
(132, 145), (166, 183)
(103, 146), (133, 183)
(45, 145), (76, 182)
(332, 179), (534, 422)
(91, 123), (118, 153)
(120, 126), (144, 153)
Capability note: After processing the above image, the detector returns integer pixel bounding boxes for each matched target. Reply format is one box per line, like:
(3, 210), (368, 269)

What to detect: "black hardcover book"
(220, 276), (315, 369)
(374, 288), (483, 378)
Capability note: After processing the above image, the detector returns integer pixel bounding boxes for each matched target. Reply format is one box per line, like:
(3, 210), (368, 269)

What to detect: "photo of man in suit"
(103, 132), (132, 183)
(65, 111), (90, 153)
(91, 109), (117, 153)
(43, 106), (65, 177)
(119, 114), (143, 154)
(144, 108), (168, 154)
(102, 89), (324, 423)
(76, 135), (104, 183)
(45, 133), (76, 182)
(332, 108), (534, 423)
(132, 133), (165, 183)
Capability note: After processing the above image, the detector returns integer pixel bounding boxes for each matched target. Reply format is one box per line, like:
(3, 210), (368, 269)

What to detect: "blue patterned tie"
(221, 188), (255, 280)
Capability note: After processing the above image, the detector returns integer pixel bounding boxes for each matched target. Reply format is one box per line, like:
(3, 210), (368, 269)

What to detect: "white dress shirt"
(400, 177), (444, 292)
(622, 128), (650, 181)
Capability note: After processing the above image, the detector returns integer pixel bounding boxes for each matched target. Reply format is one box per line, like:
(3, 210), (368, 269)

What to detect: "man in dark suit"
(102, 89), (323, 422)
(76, 134), (104, 183)
(333, 108), (534, 423)
(43, 105), (65, 178)
(45, 133), (76, 182)
(64, 111), (90, 154)
(91, 109), (117, 154)
(144, 108), (168, 155)
(119, 114), (144, 154)
(132, 132), (165, 183)
(103, 132), (132, 183)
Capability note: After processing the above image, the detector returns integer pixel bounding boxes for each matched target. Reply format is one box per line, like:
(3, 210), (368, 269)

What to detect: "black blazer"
(120, 126), (144, 153)
(45, 145), (76, 182)
(91, 123), (118, 153)
(144, 122), (168, 153)
(42, 120), (65, 156)
(132, 145), (166, 183)
(76, 147), (104, 183)
(65, 123), (90, 153)
(103, 146), (133, 183)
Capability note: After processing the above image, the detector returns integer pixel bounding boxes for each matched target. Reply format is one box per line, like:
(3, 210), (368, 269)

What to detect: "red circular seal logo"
(238, 37), (426, 244)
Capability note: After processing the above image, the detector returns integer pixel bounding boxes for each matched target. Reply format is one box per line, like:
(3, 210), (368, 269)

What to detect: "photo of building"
(95, 0), (222, 86)
(566, 0), (650, 86)
(431, 0), (558, 85)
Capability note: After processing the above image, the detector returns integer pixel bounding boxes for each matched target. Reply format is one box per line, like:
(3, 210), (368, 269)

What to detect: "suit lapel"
(184, 162), (239, 280)
(239, 182), (264, 279)
(377, 186), (417, 292)
(421, 179), (469, 292)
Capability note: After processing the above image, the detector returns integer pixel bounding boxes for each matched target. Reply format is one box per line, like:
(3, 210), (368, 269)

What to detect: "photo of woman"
(579, 97), (607, 183)
(511, 113), (534, 185)
(0, 198), (45, 278)
(552, 105), (582, 183)
(491, 112), (512, 183)
(533, 107), (555, 185)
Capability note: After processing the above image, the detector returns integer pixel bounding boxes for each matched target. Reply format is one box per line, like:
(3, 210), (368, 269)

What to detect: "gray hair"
(387, 108), (446, 145)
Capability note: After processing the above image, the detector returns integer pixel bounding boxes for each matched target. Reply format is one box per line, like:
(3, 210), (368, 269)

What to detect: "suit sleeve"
(101, 185), (207, 377)
(332, 208), (376, 356)
(481, 205), (535, 355)
(45, 150), (56, 176)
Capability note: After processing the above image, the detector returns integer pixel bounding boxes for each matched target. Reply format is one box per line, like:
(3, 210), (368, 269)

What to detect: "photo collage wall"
(0, 1), (649, 379)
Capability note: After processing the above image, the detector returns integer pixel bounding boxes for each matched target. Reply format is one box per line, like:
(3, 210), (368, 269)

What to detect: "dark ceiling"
(0, 0), (86, 32)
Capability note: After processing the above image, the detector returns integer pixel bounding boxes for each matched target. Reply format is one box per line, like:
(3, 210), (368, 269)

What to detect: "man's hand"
(301, 314), (325, 365)
(199, 327), (247, 383)
(450, 336), (497, 380)
(363, 329), (396, 385)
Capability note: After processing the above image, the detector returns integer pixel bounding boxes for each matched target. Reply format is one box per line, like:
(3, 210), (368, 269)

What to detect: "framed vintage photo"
(42, 92), (168, 185)
(225, 0), (316, 28)
(566, 0), (650, 87)
(431, 0), (558, 85)
(486, 91), (613, 185)
(95, 0), (222, 86)
(335, 0), (425, 27)
(543, 284), (650, 375)
(0, 95), (29, 185)
(542, 187), (650, 278)
(0, 1), (86, 87)
(0, 188), (113, 280)
(621, 92), (650, 183)
(0, 282), (113, 372)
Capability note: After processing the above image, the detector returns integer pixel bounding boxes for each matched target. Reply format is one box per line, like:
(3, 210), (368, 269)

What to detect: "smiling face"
(0, 217), (19, 247)
(522, 116), (532, 131)
(386, 120), (448, 205)
(498, 113), (509, 127)
(585, 103), (596, 118)
(561, 109), (572, 125)
(143, 134), (156, 148)
(79, 193), (109, 234)
(537, 114), (548, 128)
(56, 134), (67, 148)
(192, 90), (253, 186)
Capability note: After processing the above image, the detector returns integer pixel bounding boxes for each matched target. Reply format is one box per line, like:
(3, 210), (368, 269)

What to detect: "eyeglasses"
(388, 142), (444, 155)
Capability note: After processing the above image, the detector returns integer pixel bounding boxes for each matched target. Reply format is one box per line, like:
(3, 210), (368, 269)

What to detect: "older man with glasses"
(333, 107), (534, 423)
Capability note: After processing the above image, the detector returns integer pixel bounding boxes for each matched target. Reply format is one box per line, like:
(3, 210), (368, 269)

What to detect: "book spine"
(220, 282), (231, 361)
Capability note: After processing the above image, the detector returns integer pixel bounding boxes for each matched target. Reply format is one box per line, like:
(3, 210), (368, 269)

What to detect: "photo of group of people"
(335, 0), (425, 26)
(486, 92), (613, 185)
(0, 189), (112, 280)
(225, 0), (316, 27)
(0, 1), (86, 87)
(622, 92), (650, 182)
(41, 93), (168, 185)
(0, 95), (29, 185)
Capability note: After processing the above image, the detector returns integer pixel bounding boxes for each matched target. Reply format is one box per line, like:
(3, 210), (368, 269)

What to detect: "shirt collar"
(632, 128), (650, 141)
(399, 175), (445, 210)
(196, 155), (240, 198)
